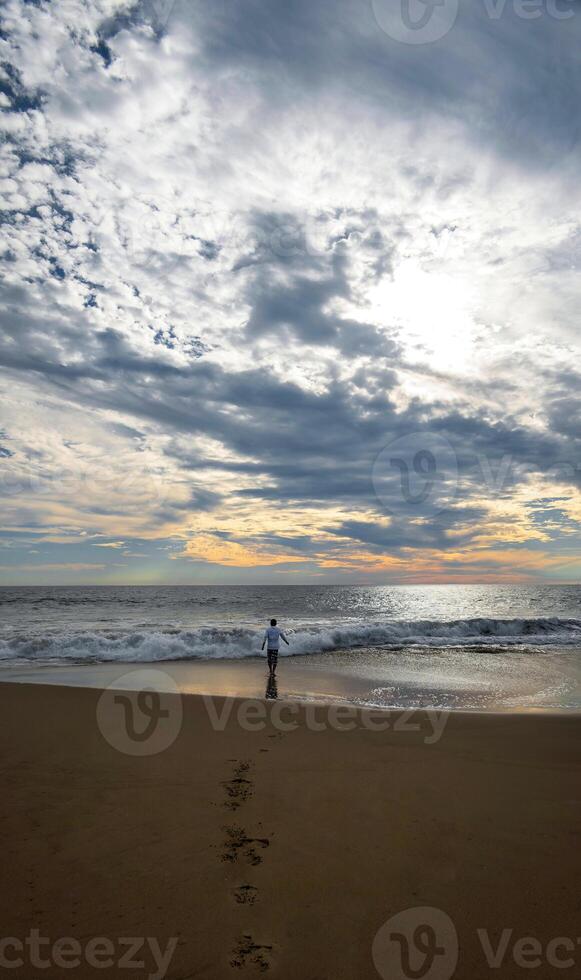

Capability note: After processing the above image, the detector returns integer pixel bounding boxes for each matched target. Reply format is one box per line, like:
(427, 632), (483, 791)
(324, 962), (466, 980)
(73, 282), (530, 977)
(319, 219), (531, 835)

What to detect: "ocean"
(2, 584), (581, 710)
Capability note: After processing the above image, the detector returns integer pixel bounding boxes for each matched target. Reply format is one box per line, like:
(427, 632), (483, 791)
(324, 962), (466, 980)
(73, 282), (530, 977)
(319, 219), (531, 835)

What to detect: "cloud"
(177, 533), (308, 568)
(0, 0), (580, 581)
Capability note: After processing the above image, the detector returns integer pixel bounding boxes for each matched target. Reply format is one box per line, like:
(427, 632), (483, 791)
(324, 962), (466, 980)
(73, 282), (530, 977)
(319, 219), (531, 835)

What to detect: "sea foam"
(1, 617), (581, 665)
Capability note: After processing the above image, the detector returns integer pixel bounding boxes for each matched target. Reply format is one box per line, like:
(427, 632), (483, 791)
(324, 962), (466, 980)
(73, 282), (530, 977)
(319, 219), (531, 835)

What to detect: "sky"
(1, 0), (581, 585)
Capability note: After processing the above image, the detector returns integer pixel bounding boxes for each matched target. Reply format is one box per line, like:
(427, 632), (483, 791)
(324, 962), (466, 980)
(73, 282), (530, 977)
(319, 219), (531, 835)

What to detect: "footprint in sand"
(232, 884), (259, 905)
(222, 760), (254, 811)
(221, 826), (270, 866)
(230, 934), (273, 972)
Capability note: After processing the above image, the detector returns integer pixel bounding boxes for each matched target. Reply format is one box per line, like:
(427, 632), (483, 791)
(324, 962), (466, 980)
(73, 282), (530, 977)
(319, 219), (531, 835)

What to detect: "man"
(261, 618), (289, 674)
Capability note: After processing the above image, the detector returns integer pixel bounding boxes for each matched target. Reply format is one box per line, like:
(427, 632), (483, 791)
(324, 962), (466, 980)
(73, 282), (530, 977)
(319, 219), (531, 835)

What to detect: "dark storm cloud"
(0, 270), (581, 488)
(1, 280), (581, 562)
(1, 293), (577, 540)
(252, 534), (320, 552)
(329, 506), (488, 554)
(0, 285), (576, 490)
(169, 487), (223, 512)
(242, 216), (399, 356)
(544, 370), (581, 445)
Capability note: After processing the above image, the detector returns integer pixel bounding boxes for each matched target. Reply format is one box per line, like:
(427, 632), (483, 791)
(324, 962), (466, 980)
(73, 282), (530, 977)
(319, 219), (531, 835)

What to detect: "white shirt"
(264, 626), (287, 649)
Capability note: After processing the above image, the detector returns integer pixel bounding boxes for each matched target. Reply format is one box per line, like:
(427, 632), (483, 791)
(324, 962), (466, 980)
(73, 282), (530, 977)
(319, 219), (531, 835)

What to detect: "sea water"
(1, 584), (580, 709)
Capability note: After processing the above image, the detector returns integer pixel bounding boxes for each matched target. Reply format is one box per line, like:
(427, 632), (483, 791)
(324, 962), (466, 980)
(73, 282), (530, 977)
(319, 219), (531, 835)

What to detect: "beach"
(2, 679), (581, 979)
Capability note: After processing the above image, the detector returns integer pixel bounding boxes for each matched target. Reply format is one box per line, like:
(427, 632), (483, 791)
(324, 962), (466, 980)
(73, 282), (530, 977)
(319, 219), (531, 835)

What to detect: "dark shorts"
(267, 648), (278, 667)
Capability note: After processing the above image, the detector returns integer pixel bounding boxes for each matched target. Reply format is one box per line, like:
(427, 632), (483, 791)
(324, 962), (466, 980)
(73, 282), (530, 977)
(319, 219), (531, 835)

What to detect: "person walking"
(261, 618), (289, 675)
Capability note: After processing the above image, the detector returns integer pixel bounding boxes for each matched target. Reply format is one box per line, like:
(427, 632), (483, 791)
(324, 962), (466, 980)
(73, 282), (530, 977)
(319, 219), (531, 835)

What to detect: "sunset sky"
(1, 0), (581, 584)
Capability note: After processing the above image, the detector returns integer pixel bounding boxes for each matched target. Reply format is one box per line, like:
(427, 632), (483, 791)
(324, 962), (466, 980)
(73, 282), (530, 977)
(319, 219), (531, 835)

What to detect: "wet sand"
(3, 645), (580, 711)
(1, 680), (581, 978)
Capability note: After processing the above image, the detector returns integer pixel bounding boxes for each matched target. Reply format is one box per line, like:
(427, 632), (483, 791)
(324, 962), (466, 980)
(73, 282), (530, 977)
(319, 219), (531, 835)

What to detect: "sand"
(1, 680), (581, 979)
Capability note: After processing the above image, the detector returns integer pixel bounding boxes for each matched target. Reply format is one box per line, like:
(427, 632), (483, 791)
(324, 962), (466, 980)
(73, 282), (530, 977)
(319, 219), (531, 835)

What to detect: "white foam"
(1, 617), (581, 666)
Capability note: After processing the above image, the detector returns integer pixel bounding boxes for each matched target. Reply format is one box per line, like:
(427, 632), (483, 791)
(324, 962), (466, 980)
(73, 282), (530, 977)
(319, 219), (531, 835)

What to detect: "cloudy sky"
(1, 0), (581, 585)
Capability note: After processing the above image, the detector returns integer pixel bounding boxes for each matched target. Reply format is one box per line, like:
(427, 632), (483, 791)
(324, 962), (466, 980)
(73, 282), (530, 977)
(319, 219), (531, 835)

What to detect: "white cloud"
(1, 0), (581, 578)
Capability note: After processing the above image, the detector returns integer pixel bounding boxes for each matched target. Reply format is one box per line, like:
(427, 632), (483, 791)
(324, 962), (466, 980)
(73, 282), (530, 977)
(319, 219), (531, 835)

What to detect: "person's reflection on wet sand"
(265, 671), (278, 700)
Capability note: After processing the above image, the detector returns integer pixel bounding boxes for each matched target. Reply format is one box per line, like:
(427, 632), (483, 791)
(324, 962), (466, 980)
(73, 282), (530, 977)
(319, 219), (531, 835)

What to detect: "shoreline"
(1, 681), (581, 978)
(1, 652), (580, 713)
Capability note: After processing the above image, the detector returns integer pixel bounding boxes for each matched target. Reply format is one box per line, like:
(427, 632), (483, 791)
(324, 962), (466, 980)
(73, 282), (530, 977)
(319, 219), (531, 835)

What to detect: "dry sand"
(1, 680), (580, 979)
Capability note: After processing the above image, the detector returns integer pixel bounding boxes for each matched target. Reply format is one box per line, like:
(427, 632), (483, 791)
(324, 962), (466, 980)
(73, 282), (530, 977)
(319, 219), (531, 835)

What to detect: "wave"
(1, 617), (581, 665)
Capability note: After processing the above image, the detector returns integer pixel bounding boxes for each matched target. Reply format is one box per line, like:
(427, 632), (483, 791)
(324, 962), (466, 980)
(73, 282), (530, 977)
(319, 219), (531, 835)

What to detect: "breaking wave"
(1, 617), (581, 666)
